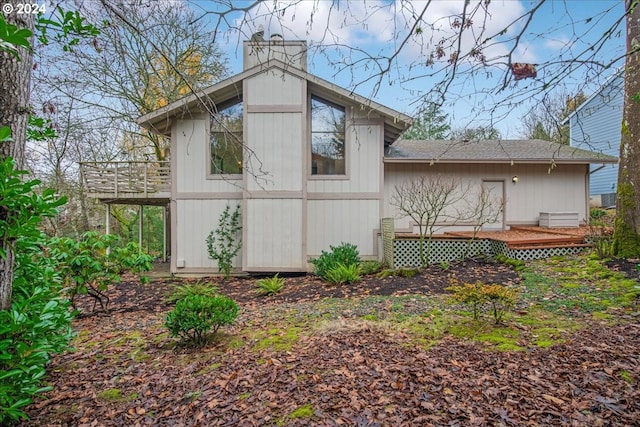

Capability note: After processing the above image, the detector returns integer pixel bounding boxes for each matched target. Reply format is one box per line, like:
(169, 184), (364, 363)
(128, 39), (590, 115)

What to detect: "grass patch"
(97, 388), (138, 403)
(254, 326), (302, 352)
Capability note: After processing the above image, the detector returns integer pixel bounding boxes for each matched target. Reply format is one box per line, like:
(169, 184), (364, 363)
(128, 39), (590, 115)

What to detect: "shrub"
(165, 294), (238, 348)
(166, 280), (219, 303)
(359, 260), (382, 275)
(310, 243), (360, 279)
(255, 274), (285, 296)
(48, 232), (153, 311)
(326, 263), (361, 285)
(447, 281), (518, 323)
(447, 281), (485, 320)
(0, 157), (74, 423)
(482, 284), (517, 324)
(206, 204), (242, 278)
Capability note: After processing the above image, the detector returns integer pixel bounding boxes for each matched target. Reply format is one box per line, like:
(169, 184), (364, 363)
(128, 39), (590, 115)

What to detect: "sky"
(193, 0), (626, 138)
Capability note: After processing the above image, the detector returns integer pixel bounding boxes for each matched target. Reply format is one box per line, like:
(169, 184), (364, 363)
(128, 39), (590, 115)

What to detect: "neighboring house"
(565, 71), (624, 207)
(85, 38), (616, 275)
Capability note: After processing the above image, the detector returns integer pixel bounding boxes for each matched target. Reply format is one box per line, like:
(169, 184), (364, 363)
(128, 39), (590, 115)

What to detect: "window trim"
(207, 97), (244, 180)
(308, 94), (349, 180)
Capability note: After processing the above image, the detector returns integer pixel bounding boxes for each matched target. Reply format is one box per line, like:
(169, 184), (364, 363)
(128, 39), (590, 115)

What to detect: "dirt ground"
(17, 257), (640, 427)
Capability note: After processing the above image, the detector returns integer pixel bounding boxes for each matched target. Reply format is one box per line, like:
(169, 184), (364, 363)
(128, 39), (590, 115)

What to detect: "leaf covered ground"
(18, 256), (640, 426)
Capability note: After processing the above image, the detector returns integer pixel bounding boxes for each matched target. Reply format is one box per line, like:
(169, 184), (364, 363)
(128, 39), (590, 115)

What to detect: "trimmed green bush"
(311, 243), (360, 279)
(255, 274), (285, 296)
(326, 263), (361, 285)
(165, 295), (238, 348)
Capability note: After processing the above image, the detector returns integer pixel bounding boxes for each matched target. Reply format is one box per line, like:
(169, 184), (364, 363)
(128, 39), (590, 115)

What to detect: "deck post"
(105, 204), (111, 256)
(162, 205), (167, 262)
(138, 205), (143, 254)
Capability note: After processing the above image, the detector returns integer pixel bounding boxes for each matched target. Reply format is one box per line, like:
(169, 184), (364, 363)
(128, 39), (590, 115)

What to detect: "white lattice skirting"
(392, 238), (589, 267)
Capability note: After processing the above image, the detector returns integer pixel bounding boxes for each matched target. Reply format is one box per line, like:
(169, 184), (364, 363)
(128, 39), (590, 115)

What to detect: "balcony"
(80, 161), (171, 205)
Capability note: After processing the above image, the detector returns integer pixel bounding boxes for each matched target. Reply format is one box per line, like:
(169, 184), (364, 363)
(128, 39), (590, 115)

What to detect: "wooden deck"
(80, 161), (170, 204)
(444, 226), (597, 249)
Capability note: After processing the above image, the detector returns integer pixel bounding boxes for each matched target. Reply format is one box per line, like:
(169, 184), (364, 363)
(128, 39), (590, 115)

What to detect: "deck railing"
(80, 161), (171, 197)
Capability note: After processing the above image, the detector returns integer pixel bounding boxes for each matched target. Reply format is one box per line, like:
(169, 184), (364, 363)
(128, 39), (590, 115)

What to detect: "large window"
(210, 99), (243, 175)
(311, 95), (346, 175)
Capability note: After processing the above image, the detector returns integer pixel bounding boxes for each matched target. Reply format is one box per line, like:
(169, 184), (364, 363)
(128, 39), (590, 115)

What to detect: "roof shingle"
(384, 139), (618, 164)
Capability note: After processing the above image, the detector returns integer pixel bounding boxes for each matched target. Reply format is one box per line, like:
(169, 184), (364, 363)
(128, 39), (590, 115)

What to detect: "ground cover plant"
(14, 254), (640, 426)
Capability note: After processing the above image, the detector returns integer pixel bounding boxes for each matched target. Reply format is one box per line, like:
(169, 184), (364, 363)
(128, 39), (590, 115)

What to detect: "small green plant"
(494, 254), (526, 272)
(256, 274), (285, 296)
(165, 294), (239, 348)
(482, 284), (517, 324)
(166, 280), (219, 303)
(447, 281), (485, 320)
(447, 281), (517, 323)
(310, 242), (360, 279)
(359, 260), (382, 275)
(206, 204), (242, 278)
(439, 261), (450, 271)
(326, 263), (361, 284)
(590, 208), (607, 220)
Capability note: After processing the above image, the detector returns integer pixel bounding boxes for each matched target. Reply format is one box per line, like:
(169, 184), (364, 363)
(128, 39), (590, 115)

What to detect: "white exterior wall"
(243, 71), (306, 271)
(384, 163), (589, 232)
(174, 199), (242, 272)
(307, 200), (380, 257)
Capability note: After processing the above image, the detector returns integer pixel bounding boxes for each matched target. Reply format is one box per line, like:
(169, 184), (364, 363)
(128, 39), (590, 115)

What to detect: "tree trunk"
(0, 3), (35, 310)
(614, 0), (640, 258)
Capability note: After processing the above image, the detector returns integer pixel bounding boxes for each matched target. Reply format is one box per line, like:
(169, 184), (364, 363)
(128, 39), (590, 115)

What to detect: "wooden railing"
(80, 161), (171, 197)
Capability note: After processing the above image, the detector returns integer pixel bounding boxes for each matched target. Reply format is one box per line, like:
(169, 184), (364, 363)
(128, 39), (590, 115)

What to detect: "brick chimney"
(243, 34), (307, 71)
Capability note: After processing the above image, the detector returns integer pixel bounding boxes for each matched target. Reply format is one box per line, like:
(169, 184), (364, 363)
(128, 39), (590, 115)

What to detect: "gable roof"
(137, 59), (412, 145)
(385, 139), (618, 165)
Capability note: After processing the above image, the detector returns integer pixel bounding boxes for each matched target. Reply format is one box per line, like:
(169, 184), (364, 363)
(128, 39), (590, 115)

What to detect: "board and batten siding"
(307, 199), (380, 257)
(569, 73), (623, 198)
(245, 112), (303, 192)
(174, 199), (242, 271)
(243, 71), (306, 270)
(245, 199), (304, 269)
(384, 163), (589, 231)
(174, 118), (243, 194)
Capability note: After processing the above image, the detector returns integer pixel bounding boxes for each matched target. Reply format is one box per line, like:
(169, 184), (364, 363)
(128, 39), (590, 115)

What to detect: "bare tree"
(43, 0), (228, 161)
(391, 175), (471, 266)
(519, 91), (586, 145)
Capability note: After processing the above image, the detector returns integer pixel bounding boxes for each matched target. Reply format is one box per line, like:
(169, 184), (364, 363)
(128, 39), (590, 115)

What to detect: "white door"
(481, 180), (505, 230)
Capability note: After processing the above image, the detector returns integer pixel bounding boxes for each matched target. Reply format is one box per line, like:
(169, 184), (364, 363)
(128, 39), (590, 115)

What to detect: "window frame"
(309, 94), (349, 179)
(207, 96), (244, 179)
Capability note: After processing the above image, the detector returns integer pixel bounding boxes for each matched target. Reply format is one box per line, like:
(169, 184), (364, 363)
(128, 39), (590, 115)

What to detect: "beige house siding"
(307, 199), (381, 258)
(244, 199), (304, 270)
(384, 163), (589, 233)
(174, 199), (242, 272)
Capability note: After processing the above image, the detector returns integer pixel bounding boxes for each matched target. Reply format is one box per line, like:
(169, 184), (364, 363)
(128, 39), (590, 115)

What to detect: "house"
(84, 37), (617, 275)
(384, 139), (617, 234)
(565, 71), (623, 207)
